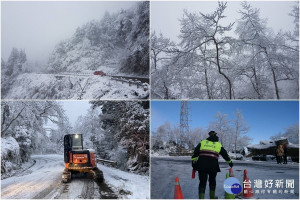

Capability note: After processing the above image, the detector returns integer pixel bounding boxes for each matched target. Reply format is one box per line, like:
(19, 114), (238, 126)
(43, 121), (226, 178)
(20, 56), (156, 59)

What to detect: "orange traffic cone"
(243, 169), (254, 198)
(174, 177), (184, 199)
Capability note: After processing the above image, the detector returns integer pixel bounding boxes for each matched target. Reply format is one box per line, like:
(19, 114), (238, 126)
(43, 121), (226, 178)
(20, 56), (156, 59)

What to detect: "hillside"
(4, 73), (148, 100)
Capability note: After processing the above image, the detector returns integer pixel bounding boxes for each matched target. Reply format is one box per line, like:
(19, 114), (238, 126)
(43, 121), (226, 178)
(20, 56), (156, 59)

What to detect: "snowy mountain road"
(1, 155), (64, 199)
(1, 154), (149, 199)
(151, 156), (299, 199)
(1, 154), (116, 199)
(37, 72), (149, 84)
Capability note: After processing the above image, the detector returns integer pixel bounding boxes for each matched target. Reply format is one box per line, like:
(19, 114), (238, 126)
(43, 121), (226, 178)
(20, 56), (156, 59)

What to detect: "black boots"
(209, 190), (218, 199)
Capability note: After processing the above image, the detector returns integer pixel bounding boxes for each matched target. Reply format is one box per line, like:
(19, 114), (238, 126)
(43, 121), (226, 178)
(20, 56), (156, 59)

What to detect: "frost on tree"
(1, 48), (28, 97)
(77, 101), (150, 174)
(47, 1), (149, 75)
(1, 101), (70, 176)
(1, 2), (150, 100)
(151, 2), (299, 99)
(151, 109), (252, 156)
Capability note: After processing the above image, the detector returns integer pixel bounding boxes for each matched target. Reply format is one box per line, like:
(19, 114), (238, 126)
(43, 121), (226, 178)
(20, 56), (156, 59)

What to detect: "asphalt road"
(151, 156), (299, 199)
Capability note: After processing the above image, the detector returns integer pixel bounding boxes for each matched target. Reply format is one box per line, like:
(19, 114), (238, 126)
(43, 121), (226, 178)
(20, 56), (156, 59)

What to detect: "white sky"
(151, 1), (297, 43)
(60, 101), (91, 127)
(1, 1), (137, 64)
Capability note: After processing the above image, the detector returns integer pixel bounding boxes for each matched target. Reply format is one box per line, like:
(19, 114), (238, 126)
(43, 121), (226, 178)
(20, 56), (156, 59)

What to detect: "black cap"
(208, 131), (217, 136)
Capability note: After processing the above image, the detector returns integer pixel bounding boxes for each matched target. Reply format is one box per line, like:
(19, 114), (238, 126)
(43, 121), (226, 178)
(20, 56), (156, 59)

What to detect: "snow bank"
(98, 164), (149, 199)
(228, 152), (244, 160)
(1, 137), (21, 174)
(4, 73), (149, 99)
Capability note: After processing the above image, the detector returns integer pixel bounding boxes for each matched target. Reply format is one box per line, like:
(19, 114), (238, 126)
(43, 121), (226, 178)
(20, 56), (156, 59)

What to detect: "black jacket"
(192, 135), (231, 173)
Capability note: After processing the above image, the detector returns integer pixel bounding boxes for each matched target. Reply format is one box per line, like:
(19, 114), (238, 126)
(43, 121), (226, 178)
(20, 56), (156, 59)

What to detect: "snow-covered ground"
(1, 154), (150, 199)
(1, 154), (64, 199)
(99, 164), (150, 199)
(4, 73), (149, 99)
(151, 156), (299, 199)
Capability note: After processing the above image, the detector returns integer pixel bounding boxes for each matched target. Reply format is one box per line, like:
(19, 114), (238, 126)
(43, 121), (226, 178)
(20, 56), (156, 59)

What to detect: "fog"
(60, 101), (91, 127)
(1, 1), (136, 64)
(151, 1), (297, 43)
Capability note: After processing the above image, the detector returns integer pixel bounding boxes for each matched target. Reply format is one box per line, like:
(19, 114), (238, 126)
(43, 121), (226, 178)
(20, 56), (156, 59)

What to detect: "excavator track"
(62, 168), (71, 183)
(90, 167), (104, 183)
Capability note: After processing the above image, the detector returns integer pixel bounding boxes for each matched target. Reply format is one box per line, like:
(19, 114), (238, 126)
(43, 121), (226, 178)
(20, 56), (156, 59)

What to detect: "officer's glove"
(192, 160), (197, 170)
(229, 161), (233, 168)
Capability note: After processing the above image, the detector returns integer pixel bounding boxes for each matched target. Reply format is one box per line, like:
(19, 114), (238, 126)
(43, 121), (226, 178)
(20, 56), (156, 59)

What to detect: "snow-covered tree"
(178, 2), (235, 99)
(151, 122), (207, 154)
(73, 106), (104, 150)
(47, 1), (149, 75)
(236, 2), (298, 99)
(209, 112), (233, 151)
(120, 1), (149, 75)
(88, 101), (149, 174)
(232, 109), (250, 153)
(271, 123), (299, 144)
(151, 1), (298, 99)
(1, 101), (68, 162)
(151, 32), (175, 70)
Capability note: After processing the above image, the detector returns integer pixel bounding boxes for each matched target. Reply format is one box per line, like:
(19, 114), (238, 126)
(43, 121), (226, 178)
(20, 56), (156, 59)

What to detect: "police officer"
(191, 131), (233, 199)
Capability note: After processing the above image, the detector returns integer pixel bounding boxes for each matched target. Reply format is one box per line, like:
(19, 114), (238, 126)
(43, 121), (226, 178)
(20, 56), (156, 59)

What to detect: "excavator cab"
(64, 134), (83, 163)
(62, 134), (103, 183)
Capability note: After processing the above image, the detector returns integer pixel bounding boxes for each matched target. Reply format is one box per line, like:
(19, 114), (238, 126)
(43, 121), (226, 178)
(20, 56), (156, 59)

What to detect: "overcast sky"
(1, 1), (136, 64)
(60, 101), (91, 127)
(151, 1), (297, 43)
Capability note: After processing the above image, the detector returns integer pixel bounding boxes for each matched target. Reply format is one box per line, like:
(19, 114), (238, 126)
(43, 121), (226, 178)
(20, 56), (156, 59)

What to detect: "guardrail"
(97, 158), (117, 167)
(111, 77), (148, 91)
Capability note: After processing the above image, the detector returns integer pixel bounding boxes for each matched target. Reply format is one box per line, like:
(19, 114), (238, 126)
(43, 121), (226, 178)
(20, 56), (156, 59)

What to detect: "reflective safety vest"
(199, 140), (222, 159)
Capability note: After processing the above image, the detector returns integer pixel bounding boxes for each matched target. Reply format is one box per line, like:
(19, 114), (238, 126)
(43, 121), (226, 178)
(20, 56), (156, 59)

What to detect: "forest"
(151, 109), (252, 155)
(151, 2), (299, 99)
(1, 101), (149, 178)
(1, 1), (149, 99)
(151, 109), (299, 156)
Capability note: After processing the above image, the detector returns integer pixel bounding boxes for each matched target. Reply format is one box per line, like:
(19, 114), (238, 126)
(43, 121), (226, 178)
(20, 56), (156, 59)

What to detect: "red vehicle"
(94, 71), (106, 76)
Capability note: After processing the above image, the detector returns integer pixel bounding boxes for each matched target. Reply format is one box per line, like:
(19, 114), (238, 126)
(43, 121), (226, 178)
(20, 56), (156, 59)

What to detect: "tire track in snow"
(1, 154), (119, 199)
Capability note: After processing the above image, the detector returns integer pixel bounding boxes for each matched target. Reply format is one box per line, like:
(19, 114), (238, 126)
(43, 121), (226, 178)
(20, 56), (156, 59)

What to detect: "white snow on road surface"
(1, 154), (64, 199)
(98, 164), (150, 199)
(4, 73), (149, 100)
(1, 154), (150, 199)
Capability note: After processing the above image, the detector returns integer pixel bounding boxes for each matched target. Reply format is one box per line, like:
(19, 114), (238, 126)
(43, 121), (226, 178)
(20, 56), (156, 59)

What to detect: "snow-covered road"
(1, 155), (64, 199)
(151, 156), (299, 199)
(1, 154), (149, 199)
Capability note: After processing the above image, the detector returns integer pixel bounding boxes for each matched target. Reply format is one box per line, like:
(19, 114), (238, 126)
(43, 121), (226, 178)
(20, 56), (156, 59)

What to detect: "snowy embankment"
(4, 73), (149, 99)
(98, 164), (150, 199)
(1, 137), (26, 178)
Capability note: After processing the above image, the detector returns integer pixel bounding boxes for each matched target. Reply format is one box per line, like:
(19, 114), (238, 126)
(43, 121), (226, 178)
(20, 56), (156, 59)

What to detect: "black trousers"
(283, 155), (288, 163)
(198, 171), (217, 193)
